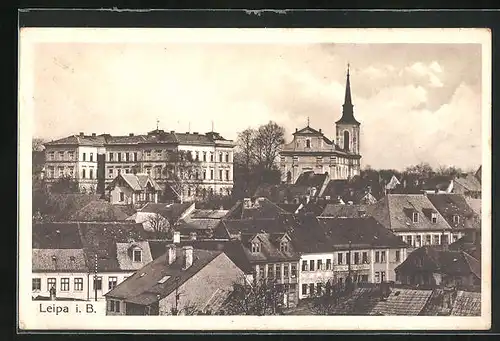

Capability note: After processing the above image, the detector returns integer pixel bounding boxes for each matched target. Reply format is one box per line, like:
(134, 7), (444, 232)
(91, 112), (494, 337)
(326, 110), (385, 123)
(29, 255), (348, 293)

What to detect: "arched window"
(343, 131), (350, 151)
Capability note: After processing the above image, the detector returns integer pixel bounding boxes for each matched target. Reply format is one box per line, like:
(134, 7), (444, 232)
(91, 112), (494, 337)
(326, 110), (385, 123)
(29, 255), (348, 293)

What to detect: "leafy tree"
(49, 175), (80, 194)
(32, 137), (46, 152)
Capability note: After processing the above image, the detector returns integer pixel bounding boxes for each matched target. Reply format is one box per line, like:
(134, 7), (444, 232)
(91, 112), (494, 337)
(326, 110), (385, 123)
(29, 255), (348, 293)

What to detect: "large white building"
(42, 128), (235, 202)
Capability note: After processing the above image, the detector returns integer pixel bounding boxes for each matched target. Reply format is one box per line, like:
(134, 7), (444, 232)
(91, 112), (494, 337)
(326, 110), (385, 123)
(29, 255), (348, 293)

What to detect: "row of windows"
(45, 166), (74, 178)
(256, 263), (298, 279)
(251, 241), (289, 253)
(410, 212), (460, 224)
(300, 251), (400, 271)
(403, 234), (459, 247)
(107, 300), (121, 313)
(282, 155), (358, 165)
(47, 151), (76, 161)
(300, 276), (370, 296)
(33, 276), (123, 292)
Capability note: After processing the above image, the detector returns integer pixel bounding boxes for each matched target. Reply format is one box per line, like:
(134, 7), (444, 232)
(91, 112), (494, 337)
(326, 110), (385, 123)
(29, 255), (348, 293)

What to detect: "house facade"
(108, 173), (162, 206)
(43, 129), (235, 201)
(279, 66), (361, 185)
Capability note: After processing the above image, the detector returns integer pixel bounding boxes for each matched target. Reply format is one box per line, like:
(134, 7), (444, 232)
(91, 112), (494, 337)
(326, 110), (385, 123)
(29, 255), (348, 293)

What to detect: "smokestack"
(173, 231), (181, 244)
(166, 244), (176, 265)
(182, 246), (194, 270)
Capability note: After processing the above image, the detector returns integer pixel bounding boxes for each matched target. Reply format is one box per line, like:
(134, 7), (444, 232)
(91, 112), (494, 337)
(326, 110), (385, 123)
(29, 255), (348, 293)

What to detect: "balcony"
(333, 263), (370, 272)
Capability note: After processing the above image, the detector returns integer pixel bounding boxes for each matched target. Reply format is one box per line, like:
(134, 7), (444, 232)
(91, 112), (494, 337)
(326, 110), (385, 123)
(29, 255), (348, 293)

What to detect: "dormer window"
(133, 248), (142, 262)
(280, 241), (289, 252)
(431, 212), (437, 223)
(251, 242), (261, 253)
(453, 215), (460, 224)
(412, 212), (419, 223)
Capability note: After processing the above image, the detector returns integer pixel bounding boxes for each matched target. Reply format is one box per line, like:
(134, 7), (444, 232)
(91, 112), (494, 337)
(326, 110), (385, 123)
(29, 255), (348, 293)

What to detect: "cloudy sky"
(32, 42), (482, 171)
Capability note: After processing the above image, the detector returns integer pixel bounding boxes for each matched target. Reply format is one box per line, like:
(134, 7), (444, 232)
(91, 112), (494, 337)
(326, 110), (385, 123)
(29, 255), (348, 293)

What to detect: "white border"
(18, 28), (492, 331)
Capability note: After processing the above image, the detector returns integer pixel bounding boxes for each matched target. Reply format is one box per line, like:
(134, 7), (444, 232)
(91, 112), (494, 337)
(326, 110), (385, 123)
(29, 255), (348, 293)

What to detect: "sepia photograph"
(19, 27), (491, 330)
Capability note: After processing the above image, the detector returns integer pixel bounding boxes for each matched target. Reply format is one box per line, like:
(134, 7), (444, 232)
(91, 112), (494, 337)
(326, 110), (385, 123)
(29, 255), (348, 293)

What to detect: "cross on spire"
(307, 116), (310, 127)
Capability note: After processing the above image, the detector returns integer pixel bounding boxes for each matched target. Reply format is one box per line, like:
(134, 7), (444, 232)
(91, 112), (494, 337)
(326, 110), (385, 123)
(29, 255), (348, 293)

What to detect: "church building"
(280, 65), (362, 184)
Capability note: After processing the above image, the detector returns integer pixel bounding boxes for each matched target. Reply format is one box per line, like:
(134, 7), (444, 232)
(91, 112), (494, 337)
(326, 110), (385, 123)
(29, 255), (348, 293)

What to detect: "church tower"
(336, 64), (361, 156)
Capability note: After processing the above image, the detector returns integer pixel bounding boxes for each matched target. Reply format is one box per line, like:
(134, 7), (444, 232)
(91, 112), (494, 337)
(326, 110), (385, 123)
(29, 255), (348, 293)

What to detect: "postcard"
(19, 27), (491, 330)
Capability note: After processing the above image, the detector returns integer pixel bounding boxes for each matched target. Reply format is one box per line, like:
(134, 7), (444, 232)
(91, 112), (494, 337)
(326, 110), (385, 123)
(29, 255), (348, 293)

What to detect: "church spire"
(336, 63), (360, 125)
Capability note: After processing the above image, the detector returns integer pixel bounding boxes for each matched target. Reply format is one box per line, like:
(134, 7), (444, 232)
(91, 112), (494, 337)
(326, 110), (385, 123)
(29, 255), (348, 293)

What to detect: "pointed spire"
(336, 63), (360, 126)
(307, 116), (310, 127)
(156, 118), (160, 130)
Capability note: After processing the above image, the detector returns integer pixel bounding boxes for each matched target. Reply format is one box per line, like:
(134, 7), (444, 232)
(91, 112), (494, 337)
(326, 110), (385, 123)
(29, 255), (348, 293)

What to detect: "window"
(74, 278), (83, 291)
(375, 251), (380, 263)
(343, 130), (350, 150)
(47, 278), (56, 291)
(219, 169), (223, 180)
(431, 212), (437, 223)
(68, 151), (74, 160)
(267, 265), (274, 279)
(145, 167), (151, 176)
(416, 235), (422, 247)
(58, 167), (64, 177)
(309, 260), (315, 271)
(259, 266), (264, 279)
(433, 235), (440, 245)
(145, 150), (151, 159)
(225, 153), (229, 162)
(82, 168), (86, 179)
(134, 152), (138, 162)
(108, 168), (114, 178)
(48, 151), (55, 160)
(292, 156), (299, 163)
(32, 278), (41, 291)
(280, 241), (288, 252)
(46, 166), (54, 178)
(302, 284), (307, 296)
(108, 276), (118, 290)
(60, 278), (70, 291)
(291, 264), (297, 278)
(306, 139), (311, 148)
(133, 249), (142, 262)
(210, 153), (214, 162)
(275, 264), (281, 279)
(194, 151), (199, 161)
(284, 264), (289, 277)
(251, 242), (260, 253)
(203, 152), (207, 162)
(302, 260), (308, 271)
(354, 252), (360, 265)
(210, 169), (214, 180)
(406, 235), (413, 246)
(338, 253), (343, 265)
(317, 259), (323, 270)
(362, 252), (368, 264)
(108, 300), (121, 313)
(426, 235), (432, 245)
(156, 150), (162, 160)
(326, 259), (332, 270)
(309, 283), (315, 296)
(225, 170), (230, 181)
(90, 153), (93, 162)
(381, 251), (386, 263)
(69, 167), (74, 177)
(412, 212), (419, 223)
(375, 272), (380, 283)
(453, 215), (460, 224)
(82, 153), (86, 161)
(219, 152), (223, 162)
(381, 271), (386, 283)
(395, 250), (401, 262)
(93, 276), (102, 291)
(203, 170), (206, 180)
(89, 169), (94, 179)
(109, 153), (114, 161)
(316, 283), (322, 295)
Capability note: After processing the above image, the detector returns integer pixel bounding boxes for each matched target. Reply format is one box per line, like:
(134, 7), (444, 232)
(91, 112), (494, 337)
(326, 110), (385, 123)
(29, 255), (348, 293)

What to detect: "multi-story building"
(279, 65), (362, 184)
(43, 129), (235, 202)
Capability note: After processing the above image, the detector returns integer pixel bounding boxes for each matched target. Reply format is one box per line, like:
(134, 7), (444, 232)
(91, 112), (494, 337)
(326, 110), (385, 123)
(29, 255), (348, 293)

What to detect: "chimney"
(129, 133), (134, 136)
(170, 130), (175, 133)
(92, 133), (96, 137)
(189, 232), (197, 241)
(193, 132), (198, 135)
(166, 244), (176, 265)
(182, 246), (194, 270)
(319, 128), (322, 134)
(79, 132), (84, 137)
(173, 231), (181, 244)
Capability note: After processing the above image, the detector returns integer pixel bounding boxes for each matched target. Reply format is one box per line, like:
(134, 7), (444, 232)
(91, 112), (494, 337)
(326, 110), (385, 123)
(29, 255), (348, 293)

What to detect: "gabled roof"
(370, 194), (452, 232)
(465, 198), (481, 215)
(318, 217), (408, 250)
(292, 126), (324, 136)
(294, 171), (328, 191)
(475, 166), (482, 183)
(187, 209), (229, 219)
(421, 176), (453, 192)
(454, 174), (481, 192)
(370, 289), (433, 316)
(449, 233), (481, 261)
(395, 246), (481, 279)
(427, 194), (481, 230)
(44, 134), (107, 147)
(32, 248), (87, 272)
(105, 248), (223, 305)
(113, 173), (162, 192)
(68, 200), (133, 221)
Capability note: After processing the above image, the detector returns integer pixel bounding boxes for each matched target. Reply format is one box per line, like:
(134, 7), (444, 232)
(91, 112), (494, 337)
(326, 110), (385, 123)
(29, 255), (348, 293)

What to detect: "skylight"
(158, 275), (170, 284)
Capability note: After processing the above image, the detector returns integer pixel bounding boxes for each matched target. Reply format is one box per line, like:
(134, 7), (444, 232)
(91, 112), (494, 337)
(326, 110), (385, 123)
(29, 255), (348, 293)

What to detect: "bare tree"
(163, 150), (202, 203)
(145, 213), (170, 238)
(235, 128), (257, 170)
(254, 121), (285, 170)
(222, 276), (285, 316)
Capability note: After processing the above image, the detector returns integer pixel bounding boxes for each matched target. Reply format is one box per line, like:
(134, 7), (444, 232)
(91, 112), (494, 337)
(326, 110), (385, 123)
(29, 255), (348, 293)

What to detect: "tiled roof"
(78, 222), (150, 271)
(68, 200), (132, 221)
(40, 194), (101, 221)
(465, 198), (481, 215)
(294, 171), (328, 190)
(370, 194), (452, 232)
(329, 287), (382, 315)
(454, 174), (481, 192)
(450, 290), (481, 316)
(370, 289), (433, 315)
(287, 215), (335, 254)
(115, 241), (153, 271)
(148, 240), (252, 273)
(320, 204), (371, 218)
(45, 134), (107, 146)
(427, 194), (480, 230)
(226, 198), (291, 220)
(105, 134), (148, 145)
(449, 234), (481, 261)
(33, 222), (83, 249)
(318, 217), (408, 250)
(178, 219), (221, 231)
(421, 176), (453, 191)
(395, 246), (481, 279)
(117, 173), (162, 191)
(32, 248), (87, 272)
(174, 132), (214, 145)
(322, 180), (349, 199)
(105, 248), (222, 305)
(188, 209), (229, 219)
